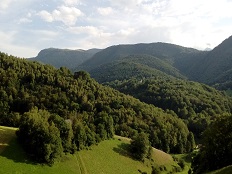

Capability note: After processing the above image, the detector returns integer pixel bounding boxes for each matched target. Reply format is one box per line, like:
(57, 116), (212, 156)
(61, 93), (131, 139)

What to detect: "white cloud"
(38, 10), (53, 22)
(18, 12), (33, 24)
(117, 28), (137, 37)
(63, 0), (81, 6)
(0, 0), (14, 10)
(18, 18), (32, 24)
(97, 7), (114, 16)
(38, 5), (84, 26)
(30, 29), (59, 38)
(0, 30), (38, 58)
(68, 26), (112, 37)
(110, 0), (143, 8)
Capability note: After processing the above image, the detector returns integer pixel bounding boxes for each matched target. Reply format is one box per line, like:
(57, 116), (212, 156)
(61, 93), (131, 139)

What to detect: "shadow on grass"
(113, 142), (132, 158)
(0, 138), (36, 165)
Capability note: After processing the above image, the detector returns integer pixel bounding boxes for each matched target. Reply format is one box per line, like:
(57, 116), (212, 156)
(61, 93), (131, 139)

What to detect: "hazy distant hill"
(30, 48), (101, 69)
(201, 35), (232, 84)
(31, 35), (232, 91)
(76, 42), (200, 72)
(179, 35), (232, 89)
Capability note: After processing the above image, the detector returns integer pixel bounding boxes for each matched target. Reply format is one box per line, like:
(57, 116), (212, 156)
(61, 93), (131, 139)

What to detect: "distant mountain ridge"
(31, 35), (232, 91)
(76, 42), (199, 72)
(178, 35), (232, 89)
(30, 48), (101, 69)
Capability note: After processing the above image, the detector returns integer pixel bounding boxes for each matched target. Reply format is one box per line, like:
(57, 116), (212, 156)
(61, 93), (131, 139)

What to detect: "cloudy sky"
(1, 0), (232, 58)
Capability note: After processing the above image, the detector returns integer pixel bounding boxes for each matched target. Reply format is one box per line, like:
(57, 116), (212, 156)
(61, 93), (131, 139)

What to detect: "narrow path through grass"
(76, 152), (88, 174)
(74, 154), (82, 174)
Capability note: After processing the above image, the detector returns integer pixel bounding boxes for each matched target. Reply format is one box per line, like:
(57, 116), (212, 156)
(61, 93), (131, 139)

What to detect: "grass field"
(0, 126), (81, 174)
(79, 136), (152, 174)
(78, 135), (184, 174)
(1, 126), (191, 174)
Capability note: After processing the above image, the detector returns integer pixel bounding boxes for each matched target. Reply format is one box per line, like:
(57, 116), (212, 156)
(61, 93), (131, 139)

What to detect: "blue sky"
(1, 0), (232, 58)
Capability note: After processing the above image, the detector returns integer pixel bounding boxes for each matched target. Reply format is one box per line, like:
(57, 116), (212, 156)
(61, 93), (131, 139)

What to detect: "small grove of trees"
(130, 132), (152, 161)
(17, 109), (64, 165)
(16, 108), (114, 165)
(192, 115), (232, 173)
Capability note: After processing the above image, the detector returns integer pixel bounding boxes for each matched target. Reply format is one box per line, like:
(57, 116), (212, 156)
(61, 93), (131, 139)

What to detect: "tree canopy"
(106, 77), (232, 137)
(0, 52), (195, 164)
(192, 115), (232, 173)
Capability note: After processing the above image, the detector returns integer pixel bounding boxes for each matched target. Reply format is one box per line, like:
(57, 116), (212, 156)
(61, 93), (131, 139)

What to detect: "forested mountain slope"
(30, 35), (232, 92)
(90, 54), (185, 83)
(184, 35), (232, 87)
(30, 48), (100, 69)
(105, 77), (232, 137)
(0, 52), (194, 159)
(77, 42), (200, 72)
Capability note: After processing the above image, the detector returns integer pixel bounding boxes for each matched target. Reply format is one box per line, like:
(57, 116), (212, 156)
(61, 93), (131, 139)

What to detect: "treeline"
(0, 52), (194, 164)
(106, 77), (232, 137)
(17, 108), (113, 164)
(192, 115), (232, 173)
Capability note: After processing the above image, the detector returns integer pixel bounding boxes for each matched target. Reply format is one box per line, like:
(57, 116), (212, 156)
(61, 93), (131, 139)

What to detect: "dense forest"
(76, 42), (199, 72)
(74, 36), (232, 92)
(106, 77), (232, 138)
(90, 54), (185, 83)
(0, 52), (195, 164)
(192, 115), (232, 173)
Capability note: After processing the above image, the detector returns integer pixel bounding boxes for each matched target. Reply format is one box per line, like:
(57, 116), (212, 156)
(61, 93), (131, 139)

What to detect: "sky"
(1, 0), (232, 58)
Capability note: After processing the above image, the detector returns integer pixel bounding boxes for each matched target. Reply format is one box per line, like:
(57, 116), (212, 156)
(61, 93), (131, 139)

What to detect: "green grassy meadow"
(0, 126), (81, 174)
(0, 126), (200, 174)
(79, 136), (152, 174)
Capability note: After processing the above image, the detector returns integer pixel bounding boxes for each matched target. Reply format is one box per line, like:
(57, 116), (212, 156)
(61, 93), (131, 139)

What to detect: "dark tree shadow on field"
(0, 138), (36, 165)
(113, 142), (132, 158)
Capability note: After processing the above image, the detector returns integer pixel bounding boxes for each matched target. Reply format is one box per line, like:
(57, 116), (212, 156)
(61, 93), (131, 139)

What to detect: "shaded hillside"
(77, 42), (200, 72)
(173, 51), (208, 79)
(184, 35), (232, 88)
(0, 52), (194, 157)
(30, 48), (100, 69)
(90, 54), (185, 83)
(192, 115), (232, 173)
(106, 77), (232, 137)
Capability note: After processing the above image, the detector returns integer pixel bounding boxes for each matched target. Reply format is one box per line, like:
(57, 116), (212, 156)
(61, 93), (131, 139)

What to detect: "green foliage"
(107, 77), (232, 137)
(0, 52), (194, 163)
(192, 115), (232, 173)
(90, 54), (185, 83)
(49, 114), (74, 153)
(130, 132), (151, 161)
(17, 108), (63, 164)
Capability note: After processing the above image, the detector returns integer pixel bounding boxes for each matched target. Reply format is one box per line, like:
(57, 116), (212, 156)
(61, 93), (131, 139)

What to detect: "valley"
(1, 35), (232, 173)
